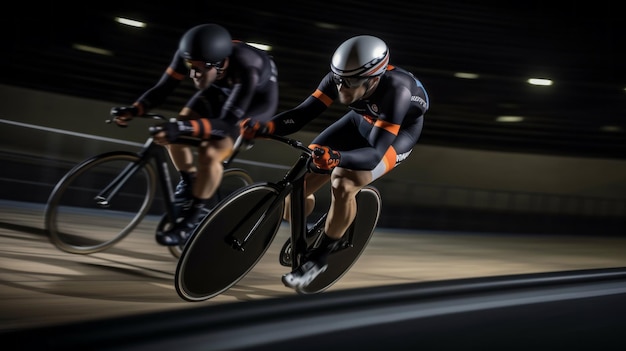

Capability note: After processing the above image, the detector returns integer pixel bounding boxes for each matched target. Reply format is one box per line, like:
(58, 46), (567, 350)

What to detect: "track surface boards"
(2, 200), (626, 331)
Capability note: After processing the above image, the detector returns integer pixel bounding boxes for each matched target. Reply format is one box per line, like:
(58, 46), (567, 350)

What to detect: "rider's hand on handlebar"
(240, 118), (275, 141)
(110, 106), (139, 128)
(309, 144), (341, 171)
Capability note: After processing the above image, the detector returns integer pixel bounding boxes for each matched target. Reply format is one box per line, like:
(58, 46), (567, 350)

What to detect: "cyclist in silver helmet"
(112, 23), (279, 246)
(241, 35), (429, 290)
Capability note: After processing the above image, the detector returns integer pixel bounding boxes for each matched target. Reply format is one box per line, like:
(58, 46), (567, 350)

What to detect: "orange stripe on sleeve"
(312, 89), (333, 107)
(374, 119), (401, 136)
(190, 120), (200, 137)
(166, 67), (186, 81)
(201, 119), (211, 139)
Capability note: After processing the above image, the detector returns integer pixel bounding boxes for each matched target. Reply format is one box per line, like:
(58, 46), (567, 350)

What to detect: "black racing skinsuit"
(270, 65), (428, 180)
(134, 41), (279, 140)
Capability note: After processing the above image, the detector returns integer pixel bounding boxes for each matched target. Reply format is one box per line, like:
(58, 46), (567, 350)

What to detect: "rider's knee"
(330, 178), (360, 200)
(197, 147), (222, 164)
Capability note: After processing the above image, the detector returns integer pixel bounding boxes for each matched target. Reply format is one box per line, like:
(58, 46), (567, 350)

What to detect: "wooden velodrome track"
(2, 199), (626, 332)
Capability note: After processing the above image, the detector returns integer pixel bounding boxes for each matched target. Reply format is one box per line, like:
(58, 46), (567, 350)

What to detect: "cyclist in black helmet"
(241, 35), (429, 290)
(112, 23), (279, 246)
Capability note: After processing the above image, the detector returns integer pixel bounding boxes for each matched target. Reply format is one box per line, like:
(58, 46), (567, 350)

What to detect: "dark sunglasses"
(332, 73), (370, 88)
(185, 60), (221, 78)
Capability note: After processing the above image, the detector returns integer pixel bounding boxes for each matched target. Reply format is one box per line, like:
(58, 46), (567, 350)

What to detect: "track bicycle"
(175, 133), (382, 301)
(44, 114), (253, 258)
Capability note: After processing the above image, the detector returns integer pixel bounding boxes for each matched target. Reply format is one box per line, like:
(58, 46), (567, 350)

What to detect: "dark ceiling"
(3, 1), (625, 159)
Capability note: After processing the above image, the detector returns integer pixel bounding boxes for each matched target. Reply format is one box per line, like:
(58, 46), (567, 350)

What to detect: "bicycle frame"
(99, 117), (241, 229)
(45, 112), (253, 257)
(284, 151), (313, 269)
(96, 135), (212, 232)
(175, 133), (381, 300)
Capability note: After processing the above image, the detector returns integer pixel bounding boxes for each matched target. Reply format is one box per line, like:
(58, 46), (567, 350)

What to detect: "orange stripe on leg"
(383, 147), (397, 173)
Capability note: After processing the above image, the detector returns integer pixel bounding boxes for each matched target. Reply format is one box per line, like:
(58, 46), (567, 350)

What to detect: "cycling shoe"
(282, 259), (327, 290)
(155, 220), (195, 246)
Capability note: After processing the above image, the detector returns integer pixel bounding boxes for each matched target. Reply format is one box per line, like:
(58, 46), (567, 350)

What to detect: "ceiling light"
(496, 115), (524, 122)
(454, 72), (479, 79)
(316, 22), (340, 30)
(115, 17), (146, 28)
(72, 44), (113, 56)
(527, 78), (553, 86)
(600, 125), (623, 133)
(247, 42), (271, 51)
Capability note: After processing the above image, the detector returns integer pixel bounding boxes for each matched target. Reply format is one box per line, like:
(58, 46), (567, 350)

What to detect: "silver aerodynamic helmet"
(330, 35), (389, 79)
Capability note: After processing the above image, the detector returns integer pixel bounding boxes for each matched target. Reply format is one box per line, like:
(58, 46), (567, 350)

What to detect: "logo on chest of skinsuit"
(411, 95), (427, 109)
(369, 103), (379, 115)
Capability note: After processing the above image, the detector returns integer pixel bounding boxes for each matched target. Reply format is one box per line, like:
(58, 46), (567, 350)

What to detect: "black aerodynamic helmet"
(179, 23), (233, 63)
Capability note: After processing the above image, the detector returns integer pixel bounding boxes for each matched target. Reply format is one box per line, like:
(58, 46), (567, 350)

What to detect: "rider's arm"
(339, 84), (413, 170)
(271, 73), (337, 136)
(133, 51), (187, 115)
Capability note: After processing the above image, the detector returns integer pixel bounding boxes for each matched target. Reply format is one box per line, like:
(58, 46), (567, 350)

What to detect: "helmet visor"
(332, 73), (369, 88)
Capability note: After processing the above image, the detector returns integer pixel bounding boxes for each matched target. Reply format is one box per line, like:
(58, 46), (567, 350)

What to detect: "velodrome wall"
(2, 84), (625, 234)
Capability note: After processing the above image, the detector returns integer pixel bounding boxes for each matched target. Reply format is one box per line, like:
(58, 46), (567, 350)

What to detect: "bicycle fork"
(226, 186), (290, 252)
(94, 156), (149, 207)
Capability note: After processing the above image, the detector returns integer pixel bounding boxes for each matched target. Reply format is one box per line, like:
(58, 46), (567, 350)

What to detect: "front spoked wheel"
(44, 152), (156, 254)
(299, 186), (382, 294)
(164, 168), (254, 258)
(175, 184), (284, 302)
